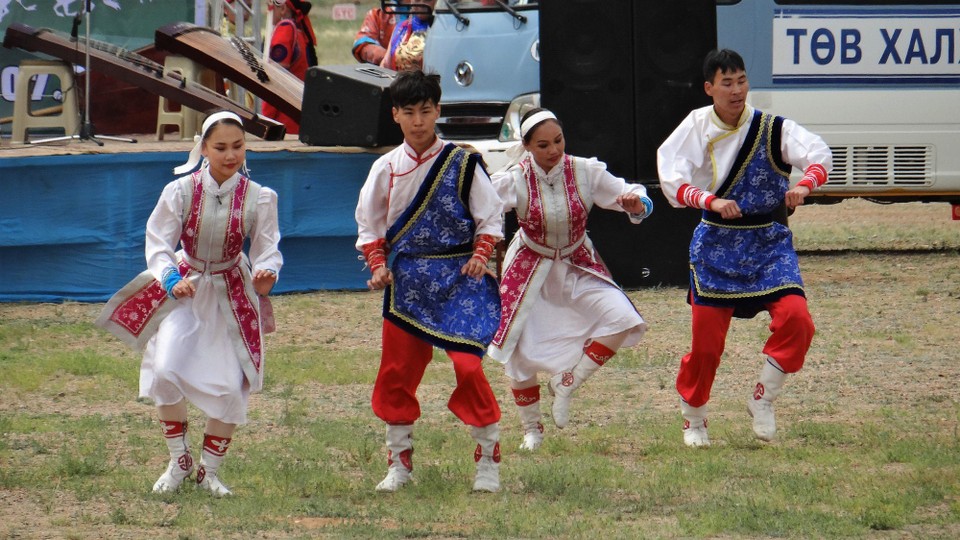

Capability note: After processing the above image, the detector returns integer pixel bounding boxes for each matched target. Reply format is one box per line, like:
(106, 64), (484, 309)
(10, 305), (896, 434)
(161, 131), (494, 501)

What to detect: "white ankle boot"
(471, 424), (501, 493)
(196, 434), (232, 496)
(681, 401), (710, 447)
(747, 360), (788, 441)
(376, 465), (412, 492)
(376, 424), (414, 492)
(516, 401), (544, 451)
(152, 420), (194, 493)
(549, 356), (603, 429)
(197, 465), (232, 497)
(152, 453), (194, 493)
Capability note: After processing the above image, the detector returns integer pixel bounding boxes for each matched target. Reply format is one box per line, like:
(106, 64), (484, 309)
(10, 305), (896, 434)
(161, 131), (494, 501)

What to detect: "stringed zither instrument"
(155, 22), (303, 123)
(2, 22), (285, 141)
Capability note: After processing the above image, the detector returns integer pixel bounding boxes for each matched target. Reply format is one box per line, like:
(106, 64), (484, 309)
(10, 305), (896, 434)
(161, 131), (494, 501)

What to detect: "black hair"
(293, 0), (312, 15)
(703, 48), (746, 84)
(520, 107), (562, 144)
(290, 1), (318, 66)
(389, 69), (442, 108)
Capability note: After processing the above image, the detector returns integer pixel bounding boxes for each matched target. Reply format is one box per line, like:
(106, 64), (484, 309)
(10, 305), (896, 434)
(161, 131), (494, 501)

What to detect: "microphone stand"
(32, 0), (137, 146)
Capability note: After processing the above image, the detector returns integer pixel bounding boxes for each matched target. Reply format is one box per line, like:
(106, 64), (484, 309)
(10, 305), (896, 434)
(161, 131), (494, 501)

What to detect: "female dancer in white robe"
(97, 112), (282, 495)
(488, 108), (650, 450)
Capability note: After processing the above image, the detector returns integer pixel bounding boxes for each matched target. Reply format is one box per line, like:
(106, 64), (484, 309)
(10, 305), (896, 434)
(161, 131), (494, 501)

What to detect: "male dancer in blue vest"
(355, 69), (503, 491)
(657, 49), (833, 447)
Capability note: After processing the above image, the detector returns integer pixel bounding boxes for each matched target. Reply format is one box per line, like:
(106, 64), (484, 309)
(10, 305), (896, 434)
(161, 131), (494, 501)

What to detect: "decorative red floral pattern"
(105, 261), (189, 337)
(224, 265), (262, 372)
(180, 172), (204, 256)
(109, 173), (262, 372)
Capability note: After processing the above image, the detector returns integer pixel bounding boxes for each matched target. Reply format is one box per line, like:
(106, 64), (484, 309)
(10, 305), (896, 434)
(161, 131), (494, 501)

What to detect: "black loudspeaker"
(540, 0), (716, 287)
(540, 0), (716, 182)
(634, 3), (717, 180)
(540, 0), (637, 179)
(299, 64), (403, 147)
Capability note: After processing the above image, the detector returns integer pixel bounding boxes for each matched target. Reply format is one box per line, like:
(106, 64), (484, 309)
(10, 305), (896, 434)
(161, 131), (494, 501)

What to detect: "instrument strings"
(48, 27), (164, 76)
(229, 36), (270, 84)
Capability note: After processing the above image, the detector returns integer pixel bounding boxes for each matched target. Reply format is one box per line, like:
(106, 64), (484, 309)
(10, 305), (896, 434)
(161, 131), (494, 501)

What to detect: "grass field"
(1, 199), (959, 539)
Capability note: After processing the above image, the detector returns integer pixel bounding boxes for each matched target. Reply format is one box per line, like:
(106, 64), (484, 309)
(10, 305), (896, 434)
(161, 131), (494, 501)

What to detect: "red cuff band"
(472, 234), (497, 265)
(703, 194), (718, 210)
(584, 340), (616, 366)
(678, 183), (716, 210)
(511, 385), (541, 406)
(361, 239), (388, 274)
(801, 163), (827, 190)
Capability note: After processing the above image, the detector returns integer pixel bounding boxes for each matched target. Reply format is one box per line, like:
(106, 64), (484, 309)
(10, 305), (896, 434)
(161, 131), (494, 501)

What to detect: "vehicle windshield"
(439, 0), (538, 12)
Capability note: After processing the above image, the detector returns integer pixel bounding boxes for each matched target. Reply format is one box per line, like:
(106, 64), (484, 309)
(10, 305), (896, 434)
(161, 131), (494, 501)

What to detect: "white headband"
(173, 111), (245, 176)
(519, 110), (557, 138)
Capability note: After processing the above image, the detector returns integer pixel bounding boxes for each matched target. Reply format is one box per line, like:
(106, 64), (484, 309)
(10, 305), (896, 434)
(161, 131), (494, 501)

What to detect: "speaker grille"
(299, 65), (403, 147)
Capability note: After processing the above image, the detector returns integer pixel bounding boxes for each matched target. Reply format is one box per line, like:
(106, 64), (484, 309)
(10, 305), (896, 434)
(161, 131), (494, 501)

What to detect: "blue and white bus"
(422, 0), (960, 212)
(422, 0), (540, 171)
(718, 0), (960, 208)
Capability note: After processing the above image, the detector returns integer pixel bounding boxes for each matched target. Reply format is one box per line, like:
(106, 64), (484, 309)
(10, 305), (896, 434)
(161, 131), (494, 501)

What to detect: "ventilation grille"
(435, 102), (509, 140)
(826, 145), (933, 187)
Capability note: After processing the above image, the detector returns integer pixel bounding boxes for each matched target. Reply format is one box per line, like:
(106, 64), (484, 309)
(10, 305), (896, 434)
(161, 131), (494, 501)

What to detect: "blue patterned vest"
(689, 110), (804, 318)
(383, 144), (501, 354)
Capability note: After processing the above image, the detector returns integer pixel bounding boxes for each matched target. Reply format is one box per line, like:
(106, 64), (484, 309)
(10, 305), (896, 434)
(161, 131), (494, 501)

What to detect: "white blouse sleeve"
(490, 167), (520, 214)
(249, 187), (283, 276)
(585, 157), (649, 213)
(469, 165), (504, 239)
(354, 155), (392, 249)
(145, 180), (185, 281)
(780, 118), (834, 174)
(657, 111), (708, 208)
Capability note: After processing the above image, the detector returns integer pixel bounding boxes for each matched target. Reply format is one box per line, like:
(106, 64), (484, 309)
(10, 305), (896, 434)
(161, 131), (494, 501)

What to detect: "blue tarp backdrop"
(0, 149), (379, 302)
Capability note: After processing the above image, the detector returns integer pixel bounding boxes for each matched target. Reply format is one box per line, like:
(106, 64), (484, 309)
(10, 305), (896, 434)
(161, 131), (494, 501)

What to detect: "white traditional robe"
(97, 168), (282, 424)
(488, 154), (648, 382)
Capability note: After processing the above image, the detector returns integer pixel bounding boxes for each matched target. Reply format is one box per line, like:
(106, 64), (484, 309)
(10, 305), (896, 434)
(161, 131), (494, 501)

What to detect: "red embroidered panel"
(520, 158), (546, 244)
(223, 266), (262, 372)
(108, 281), (169, 337)
(492, 247), (541, 348)
(561, 156), (588, 247)
(180, 172), (204, 257)
(221, 176), (249, 261)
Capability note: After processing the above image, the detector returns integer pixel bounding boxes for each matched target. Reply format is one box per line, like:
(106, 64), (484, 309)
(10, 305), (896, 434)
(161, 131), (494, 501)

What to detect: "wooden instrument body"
(155, 22), (303, 122)
(2, 23), (285, 141)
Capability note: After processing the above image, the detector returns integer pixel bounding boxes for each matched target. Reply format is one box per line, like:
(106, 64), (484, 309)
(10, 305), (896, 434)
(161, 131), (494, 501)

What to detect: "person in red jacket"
(262, 0), (317, 134)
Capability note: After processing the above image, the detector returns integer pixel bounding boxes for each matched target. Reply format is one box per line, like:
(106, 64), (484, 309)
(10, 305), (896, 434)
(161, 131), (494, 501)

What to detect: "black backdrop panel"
(540, 0), (716, 182)
(540, 0), (637, 180)
(299, 64), (403, 147)
(588, 185), (701, 288)
(633, 2), (717, 180)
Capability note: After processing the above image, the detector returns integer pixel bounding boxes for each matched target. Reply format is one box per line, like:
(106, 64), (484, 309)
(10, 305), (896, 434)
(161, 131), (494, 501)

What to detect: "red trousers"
(677, 294), (814, 408)
(371, 319), (501, 427)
